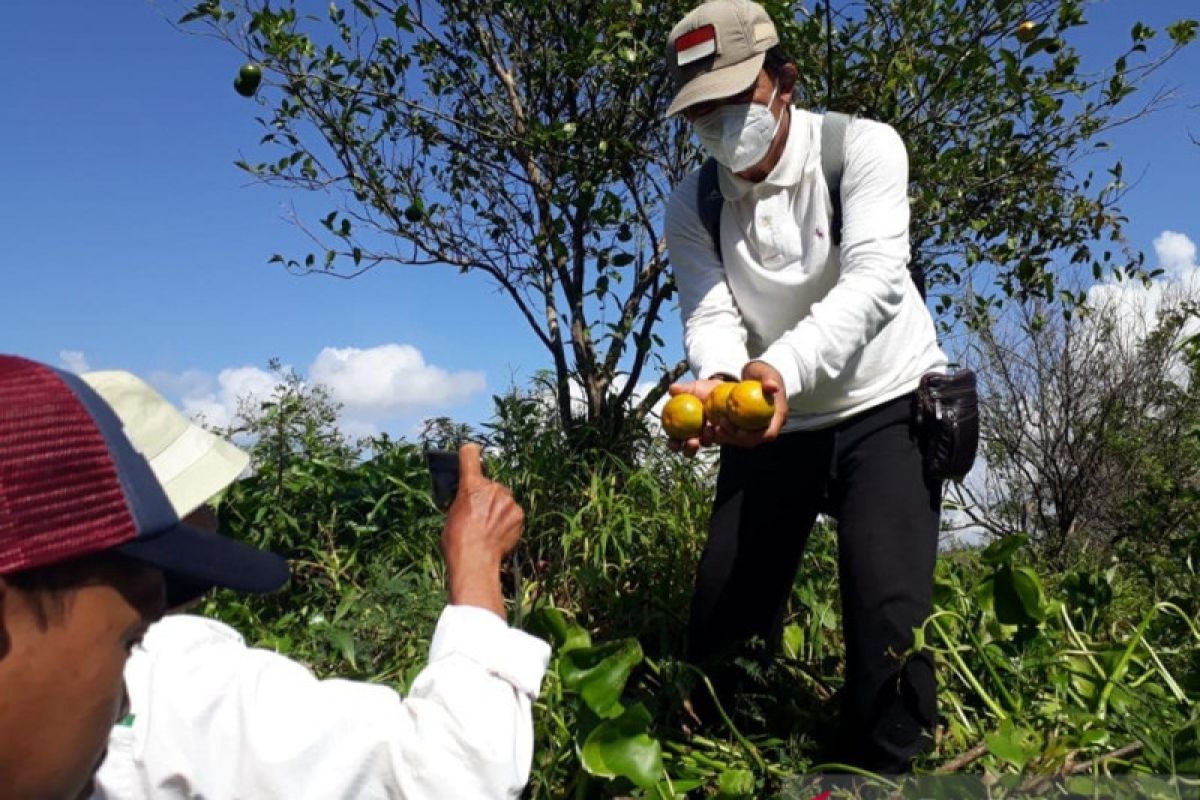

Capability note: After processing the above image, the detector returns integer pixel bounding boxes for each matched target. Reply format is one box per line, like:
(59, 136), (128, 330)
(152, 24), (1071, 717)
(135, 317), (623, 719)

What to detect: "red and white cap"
(665, 0), (780, 117)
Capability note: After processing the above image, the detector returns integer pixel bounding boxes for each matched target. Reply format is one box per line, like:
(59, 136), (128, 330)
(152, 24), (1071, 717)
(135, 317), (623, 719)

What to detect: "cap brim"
(666, 52), (765, 117)
(118, 523), (289, 608)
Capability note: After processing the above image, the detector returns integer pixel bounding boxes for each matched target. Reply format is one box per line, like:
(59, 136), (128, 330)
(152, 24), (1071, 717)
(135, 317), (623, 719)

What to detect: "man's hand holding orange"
(664, 378), (728, 457)
(713, 361), (788, 448)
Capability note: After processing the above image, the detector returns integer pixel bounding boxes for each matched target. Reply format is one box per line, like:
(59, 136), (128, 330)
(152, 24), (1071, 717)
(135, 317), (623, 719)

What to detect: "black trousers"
(686, 394), (941, 773)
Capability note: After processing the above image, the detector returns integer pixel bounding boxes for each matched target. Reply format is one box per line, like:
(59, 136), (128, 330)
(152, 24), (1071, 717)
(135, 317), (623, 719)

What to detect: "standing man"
(662, 0), (948, 773)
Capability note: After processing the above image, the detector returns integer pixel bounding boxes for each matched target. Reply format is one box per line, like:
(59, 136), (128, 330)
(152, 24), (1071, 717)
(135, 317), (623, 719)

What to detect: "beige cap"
(665, 0), (779, 117)
(82, 370), (250, 518)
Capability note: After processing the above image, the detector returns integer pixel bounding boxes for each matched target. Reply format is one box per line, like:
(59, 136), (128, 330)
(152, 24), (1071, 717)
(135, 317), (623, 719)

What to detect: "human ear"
(778, 62), (798, 101)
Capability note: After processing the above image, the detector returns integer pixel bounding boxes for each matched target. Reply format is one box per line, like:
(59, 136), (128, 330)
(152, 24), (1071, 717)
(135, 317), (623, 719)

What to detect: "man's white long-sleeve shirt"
(665, 108), (947, 431)
(91, 606), (551, 800)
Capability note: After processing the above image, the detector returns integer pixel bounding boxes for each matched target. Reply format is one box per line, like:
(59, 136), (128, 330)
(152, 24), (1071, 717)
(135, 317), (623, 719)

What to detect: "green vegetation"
(201, 370), (1200, 797)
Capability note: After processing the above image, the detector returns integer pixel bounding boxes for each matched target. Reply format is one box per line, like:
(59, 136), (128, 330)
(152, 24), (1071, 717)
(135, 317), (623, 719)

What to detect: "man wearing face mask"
(661, 0), (948, 774)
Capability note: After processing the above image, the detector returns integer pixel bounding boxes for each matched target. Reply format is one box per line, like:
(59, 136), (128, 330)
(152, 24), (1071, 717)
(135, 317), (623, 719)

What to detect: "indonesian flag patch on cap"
(675, 23), (717, 66)
(663, 0), (781, 117)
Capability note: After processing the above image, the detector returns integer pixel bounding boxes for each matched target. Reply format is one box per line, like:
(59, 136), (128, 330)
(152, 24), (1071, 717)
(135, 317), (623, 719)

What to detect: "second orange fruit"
(726, 380), (775, 431)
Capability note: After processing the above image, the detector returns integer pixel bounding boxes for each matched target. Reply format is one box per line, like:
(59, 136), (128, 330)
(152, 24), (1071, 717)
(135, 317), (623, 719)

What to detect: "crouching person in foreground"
(84, 371), (550, 800)
(0, 355), (289, 800)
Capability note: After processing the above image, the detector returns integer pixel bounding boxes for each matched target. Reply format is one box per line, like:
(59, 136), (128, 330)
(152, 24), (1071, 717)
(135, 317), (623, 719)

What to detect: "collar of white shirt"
(717, 106), (817, 201)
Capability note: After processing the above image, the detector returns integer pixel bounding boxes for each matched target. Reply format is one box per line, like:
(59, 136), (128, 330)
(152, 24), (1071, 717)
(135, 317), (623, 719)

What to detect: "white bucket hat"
(82, 370), (250, 517)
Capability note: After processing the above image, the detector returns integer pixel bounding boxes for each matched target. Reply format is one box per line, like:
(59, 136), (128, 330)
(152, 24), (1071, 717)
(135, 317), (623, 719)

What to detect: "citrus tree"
(177, 0), (1194, 450)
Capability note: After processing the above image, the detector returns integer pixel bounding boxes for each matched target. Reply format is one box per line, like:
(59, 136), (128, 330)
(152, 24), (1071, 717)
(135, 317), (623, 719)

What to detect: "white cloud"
(148, 343), (487, 437)
(177, 365), (279, 430)
(309, 344), (485, 416)
(58, 350), (90, 374)
(148, 368), (216, 401)
(1155, 230), (1198, 279)
(1085, 229), (1200, 349)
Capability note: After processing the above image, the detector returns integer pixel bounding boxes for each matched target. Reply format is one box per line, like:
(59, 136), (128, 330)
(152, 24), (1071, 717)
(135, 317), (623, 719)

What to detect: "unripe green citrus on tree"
(234, 63), (263, 97)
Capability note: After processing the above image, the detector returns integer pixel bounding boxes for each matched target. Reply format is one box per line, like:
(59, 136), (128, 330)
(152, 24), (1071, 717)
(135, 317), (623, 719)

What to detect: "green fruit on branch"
(234, 63), (262, 97)
(404, 199), (425, 223)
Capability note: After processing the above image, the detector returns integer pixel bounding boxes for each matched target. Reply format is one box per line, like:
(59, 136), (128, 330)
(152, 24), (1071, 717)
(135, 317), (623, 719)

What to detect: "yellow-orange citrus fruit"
(661, 393), (705, 440)
(1016, 20), (1037, 43)
(726, 380), (775, 431)
(705, 381), (736, 427)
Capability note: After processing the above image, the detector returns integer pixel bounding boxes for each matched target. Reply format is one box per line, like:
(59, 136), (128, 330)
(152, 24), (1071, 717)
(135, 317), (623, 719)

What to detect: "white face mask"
(692, 83), (780, 172)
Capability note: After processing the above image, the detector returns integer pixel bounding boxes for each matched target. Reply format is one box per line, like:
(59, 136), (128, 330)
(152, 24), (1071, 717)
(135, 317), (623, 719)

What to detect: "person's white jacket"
(91, 606), (550, 800)
(666, 108), (947, 431)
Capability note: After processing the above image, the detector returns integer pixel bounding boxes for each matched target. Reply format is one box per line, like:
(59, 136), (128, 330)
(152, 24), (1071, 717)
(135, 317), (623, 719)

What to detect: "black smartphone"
(425, 449), (460, 511)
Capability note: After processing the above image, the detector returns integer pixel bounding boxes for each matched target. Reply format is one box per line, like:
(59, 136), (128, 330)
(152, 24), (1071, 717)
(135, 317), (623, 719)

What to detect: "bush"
(202, 378), (1200, 797)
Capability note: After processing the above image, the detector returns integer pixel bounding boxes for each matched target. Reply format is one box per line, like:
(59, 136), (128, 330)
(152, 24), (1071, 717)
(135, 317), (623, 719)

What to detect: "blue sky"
(2, 1), (1197, 438)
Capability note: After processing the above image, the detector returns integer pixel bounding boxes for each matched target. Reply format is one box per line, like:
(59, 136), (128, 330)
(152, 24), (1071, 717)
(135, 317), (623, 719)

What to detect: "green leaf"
(528, 606), (591, 653)
(559, 638), (643, 718)
(972, 575), (995, 614)
(1167, 19), (1198, 46)
(579, 703), (663, 789)
(323, 626), (357, 669)
(1011, 566), (1047, 621)
(715, 769), (756, 798)
(981, 534), (1028, 566)
(985, 719), (1041, 768)
(653, 778), (704, 797)
(932, 577), (958, 610)
(781, 623), (803, 660)
(992, 565), (1046, 625)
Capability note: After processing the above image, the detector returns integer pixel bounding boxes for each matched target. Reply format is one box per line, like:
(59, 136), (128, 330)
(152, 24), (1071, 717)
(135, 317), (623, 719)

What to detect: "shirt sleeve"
(665, 171), (751, 380)
(100, 608), (550, 800)
(759, 120), (913, 398)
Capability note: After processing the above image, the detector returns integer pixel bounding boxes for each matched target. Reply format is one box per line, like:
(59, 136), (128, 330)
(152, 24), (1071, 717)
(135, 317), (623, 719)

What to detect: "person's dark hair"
(4, 552), (133, 630)
(763, 46), (794, 77)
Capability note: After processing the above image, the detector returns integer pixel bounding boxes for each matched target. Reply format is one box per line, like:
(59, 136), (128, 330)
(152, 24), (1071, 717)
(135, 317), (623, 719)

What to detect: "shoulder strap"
(820, 111), (852, 247)
(696, 157), (724, 259)
(821, 112), (926, 298)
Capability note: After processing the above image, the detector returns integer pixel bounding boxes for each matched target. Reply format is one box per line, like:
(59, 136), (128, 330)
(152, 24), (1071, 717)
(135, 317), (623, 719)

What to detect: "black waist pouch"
(913, 370), (979, 483)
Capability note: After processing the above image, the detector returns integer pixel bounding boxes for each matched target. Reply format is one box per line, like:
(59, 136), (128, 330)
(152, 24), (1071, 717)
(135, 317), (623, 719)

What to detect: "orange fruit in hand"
(704, 381), (736, 427)
(726, 380), (775, 431)
(661, 393), (705, 440)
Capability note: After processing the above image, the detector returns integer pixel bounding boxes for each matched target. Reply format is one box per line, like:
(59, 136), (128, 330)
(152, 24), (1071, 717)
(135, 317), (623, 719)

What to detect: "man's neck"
(735, 104), (791, 183)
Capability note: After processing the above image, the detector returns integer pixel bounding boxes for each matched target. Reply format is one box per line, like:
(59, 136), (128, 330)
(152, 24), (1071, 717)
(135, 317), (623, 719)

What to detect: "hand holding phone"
(433, 444), (521, 618)
(425, 449), (461, 511)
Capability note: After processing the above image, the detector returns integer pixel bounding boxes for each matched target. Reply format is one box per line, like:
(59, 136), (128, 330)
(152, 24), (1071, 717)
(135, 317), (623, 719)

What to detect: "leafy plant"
(196, 367), (1200, 797)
